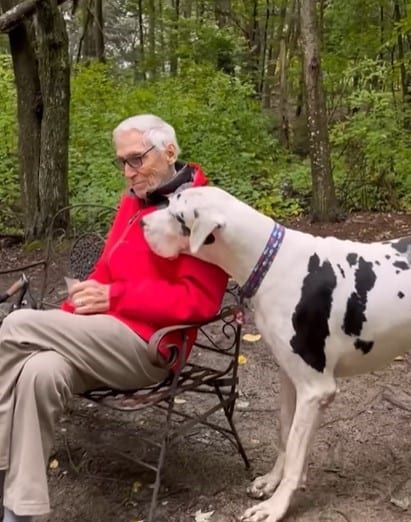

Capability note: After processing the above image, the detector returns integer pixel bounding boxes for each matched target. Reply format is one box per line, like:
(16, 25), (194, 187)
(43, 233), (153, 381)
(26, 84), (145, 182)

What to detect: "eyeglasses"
(113, 145), (155, 171)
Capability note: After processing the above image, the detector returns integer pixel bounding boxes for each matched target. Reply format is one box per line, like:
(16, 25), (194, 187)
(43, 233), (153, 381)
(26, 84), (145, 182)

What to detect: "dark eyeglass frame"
(113, 145), (155, 171)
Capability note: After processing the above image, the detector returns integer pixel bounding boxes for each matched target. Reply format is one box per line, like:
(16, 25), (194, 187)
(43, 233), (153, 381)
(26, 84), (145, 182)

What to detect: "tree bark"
(80, 0), (105, 62)
(0, 0), (40, 31)
(36, 0), (70, 230)
(299, 0), (338, 221)
(0, 0), (65, 32)
(1, 0), (70, 239)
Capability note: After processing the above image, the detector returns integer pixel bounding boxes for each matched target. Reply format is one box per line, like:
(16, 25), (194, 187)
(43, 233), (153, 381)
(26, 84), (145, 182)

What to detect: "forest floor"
(2, 211), (411, 522)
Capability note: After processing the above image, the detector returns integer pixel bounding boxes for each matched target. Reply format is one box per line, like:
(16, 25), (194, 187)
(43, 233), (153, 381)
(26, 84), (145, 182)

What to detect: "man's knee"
(0, 309), (40, 338)
(17, 352), (74, 399)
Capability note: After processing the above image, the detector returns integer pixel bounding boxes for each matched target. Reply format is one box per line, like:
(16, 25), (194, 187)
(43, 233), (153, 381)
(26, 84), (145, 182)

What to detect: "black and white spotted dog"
(141, 185), (411, 522)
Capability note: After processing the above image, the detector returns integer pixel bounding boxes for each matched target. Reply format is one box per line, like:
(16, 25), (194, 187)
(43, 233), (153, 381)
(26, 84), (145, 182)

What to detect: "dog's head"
(141, 186), (227, 258)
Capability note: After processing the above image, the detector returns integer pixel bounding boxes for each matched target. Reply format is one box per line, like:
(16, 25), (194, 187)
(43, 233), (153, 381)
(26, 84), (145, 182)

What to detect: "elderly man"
(0, 114), (227, 522)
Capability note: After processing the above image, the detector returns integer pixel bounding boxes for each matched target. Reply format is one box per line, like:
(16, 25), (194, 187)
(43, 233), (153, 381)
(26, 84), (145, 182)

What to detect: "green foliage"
(330, 82), (411, 211)
(0, 55), (20, 233)
(69, 62), (298, 219)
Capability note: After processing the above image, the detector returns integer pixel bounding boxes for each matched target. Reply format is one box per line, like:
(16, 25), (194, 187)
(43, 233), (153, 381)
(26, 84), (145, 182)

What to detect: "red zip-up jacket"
(62, 163), (228, 369)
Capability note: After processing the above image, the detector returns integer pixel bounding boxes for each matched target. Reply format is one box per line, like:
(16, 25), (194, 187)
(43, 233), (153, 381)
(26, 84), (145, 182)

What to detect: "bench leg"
(215, 385), (250, 469)
(147, 397), (175, 522)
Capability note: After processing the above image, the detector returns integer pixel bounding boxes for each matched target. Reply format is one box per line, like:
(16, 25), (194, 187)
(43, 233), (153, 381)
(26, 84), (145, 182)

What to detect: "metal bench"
(0, 204), (250, 521)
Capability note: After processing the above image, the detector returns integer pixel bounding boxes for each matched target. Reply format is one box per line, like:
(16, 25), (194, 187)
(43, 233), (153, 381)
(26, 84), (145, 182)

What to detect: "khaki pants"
(0, 309), (168, 516)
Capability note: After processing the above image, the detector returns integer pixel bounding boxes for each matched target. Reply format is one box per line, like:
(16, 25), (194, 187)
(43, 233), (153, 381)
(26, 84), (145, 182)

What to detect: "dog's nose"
(140, 218), (146, 228)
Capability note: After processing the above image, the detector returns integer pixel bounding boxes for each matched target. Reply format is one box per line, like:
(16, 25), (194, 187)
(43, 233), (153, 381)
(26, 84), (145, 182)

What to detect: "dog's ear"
(189, 210), (225, 254)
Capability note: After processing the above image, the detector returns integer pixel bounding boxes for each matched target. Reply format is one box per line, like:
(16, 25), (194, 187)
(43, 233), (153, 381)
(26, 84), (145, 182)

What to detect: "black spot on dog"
(337, 264), (345, 278)
(176, 193), (182, 200)
(343, 257), (376, 338)
(174, 213), (191, 236)
(396, 270), (400, 274)
(390, 237), (411, 254)
(398, 291), (405, 299)
(204, 234), (215, 245)
(290, 254), (337, 373)
(393, 260), (410, 271)
(385, 254), (391, 259)
(347, 253), (358, 266)
(193, 209), (199, 219)
(375, 260), (381, 265)
(354, 338), (374, 354)
(175, 213), (186, 226)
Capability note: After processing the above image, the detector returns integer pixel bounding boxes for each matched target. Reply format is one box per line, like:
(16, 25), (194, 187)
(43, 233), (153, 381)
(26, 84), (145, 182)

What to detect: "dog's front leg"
(241, 376), (336, 522)
(247, 368), (296, 500)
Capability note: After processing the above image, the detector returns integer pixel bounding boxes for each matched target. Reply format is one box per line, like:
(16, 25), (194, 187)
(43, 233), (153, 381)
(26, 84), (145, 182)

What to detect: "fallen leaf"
(194, 509), (214, 522)
(174, 397), (187, 404)
(390, 495), (410, 510)
(395, 356), (405, 361)
(131, 481), (143, 493)
(242, 333), (261, 342)
(49, 459), (59, 470)
(238, 354), (248, 365)
(236, 400), (250, 411)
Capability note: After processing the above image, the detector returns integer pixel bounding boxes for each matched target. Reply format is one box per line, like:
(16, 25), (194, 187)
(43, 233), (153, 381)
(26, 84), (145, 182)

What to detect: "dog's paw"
(240, 500), (282, 522)
(247, 473), (281, 499)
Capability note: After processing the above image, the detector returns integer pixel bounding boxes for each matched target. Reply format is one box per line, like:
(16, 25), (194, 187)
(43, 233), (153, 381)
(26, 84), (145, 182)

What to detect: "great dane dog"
(141, 186), (411, 522)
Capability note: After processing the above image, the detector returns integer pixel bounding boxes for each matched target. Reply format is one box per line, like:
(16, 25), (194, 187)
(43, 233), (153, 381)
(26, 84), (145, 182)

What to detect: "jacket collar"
(129, 161), (197, 207)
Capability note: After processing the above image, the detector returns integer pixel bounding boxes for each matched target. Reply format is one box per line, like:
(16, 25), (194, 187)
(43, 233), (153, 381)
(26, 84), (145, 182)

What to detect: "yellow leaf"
(131, 481), (143, 493)
(242, 333), (261, 342)
(238, 354), (248, 365)
(49, 459), (59, 470)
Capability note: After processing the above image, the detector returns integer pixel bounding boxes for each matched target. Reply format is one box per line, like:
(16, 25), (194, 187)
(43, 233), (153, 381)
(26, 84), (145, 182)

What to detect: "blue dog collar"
(240, 223), (285, 300)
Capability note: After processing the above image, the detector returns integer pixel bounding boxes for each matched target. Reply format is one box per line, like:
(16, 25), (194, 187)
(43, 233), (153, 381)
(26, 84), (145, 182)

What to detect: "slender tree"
(299, 0), (338, 221)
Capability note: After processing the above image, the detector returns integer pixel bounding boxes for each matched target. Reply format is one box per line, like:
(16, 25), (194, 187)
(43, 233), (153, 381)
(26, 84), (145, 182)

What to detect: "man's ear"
(165, 143), (177, 165)
(189, 211), (225, 254)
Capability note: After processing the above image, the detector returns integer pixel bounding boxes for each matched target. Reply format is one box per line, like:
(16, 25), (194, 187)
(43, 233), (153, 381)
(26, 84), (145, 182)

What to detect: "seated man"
(0, 114), (228, 522)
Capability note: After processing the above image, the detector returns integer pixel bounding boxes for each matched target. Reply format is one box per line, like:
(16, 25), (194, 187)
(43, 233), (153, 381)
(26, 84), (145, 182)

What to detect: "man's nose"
(124, 163), (137, 178)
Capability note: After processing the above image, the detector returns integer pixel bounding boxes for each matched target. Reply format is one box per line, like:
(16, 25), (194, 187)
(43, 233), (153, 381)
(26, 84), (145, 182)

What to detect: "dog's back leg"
(247, 368), (296, 499)
(241, 373), (337, 522)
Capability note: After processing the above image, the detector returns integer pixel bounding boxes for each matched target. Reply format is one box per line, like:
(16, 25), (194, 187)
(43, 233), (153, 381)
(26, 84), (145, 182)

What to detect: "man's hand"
(69, 279), (110, 314)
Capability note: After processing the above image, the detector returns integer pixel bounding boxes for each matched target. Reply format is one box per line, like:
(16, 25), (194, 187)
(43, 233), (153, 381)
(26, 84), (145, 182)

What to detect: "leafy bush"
(1, 60), (302, 234)
(330, 87), (411, 211)
(0, 55), (20, 232)
(70, 63), (297, 218)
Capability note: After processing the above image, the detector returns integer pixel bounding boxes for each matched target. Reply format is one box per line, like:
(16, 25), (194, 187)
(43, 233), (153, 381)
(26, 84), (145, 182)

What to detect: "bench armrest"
(147, 304), (244, 370)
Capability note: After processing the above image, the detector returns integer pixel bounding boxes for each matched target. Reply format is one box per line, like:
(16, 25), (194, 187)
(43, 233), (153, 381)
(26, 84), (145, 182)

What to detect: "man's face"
(114, 129), (176, 198)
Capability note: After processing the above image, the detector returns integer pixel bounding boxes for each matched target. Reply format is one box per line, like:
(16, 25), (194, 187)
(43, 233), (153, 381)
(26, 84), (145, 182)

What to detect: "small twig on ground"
(320, 390), (382, 429)
(382, 385), (411, 412)
(333, 509), (352, 522)
(63, 433), (81, 474)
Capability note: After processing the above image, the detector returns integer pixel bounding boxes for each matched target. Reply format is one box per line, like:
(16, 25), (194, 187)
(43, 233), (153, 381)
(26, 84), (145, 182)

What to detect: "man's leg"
(0, 308), (168, 516)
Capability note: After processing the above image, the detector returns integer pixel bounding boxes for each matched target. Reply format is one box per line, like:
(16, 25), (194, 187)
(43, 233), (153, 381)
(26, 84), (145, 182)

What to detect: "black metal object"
(3, 203), (251, 522)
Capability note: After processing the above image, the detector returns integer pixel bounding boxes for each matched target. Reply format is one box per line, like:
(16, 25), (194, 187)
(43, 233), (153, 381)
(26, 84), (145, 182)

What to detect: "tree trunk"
(1, 5), (43, 237)
(299, 0), (338, 221)
(81, 0), (105, 62)
(1, 0), (70, 239)
(147, 0), (156, 77)
(169, 0), (179, 76)
(394, 0), (410, 102)
(36, 0), (70, 230)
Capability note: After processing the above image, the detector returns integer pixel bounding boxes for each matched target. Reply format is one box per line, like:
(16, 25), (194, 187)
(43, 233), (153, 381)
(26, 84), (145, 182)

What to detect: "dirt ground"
(2, 212), (411, 522)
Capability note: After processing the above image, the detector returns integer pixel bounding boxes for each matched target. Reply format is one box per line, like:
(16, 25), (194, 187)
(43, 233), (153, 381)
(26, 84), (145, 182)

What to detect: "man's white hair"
(113, 114), (181, 156)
